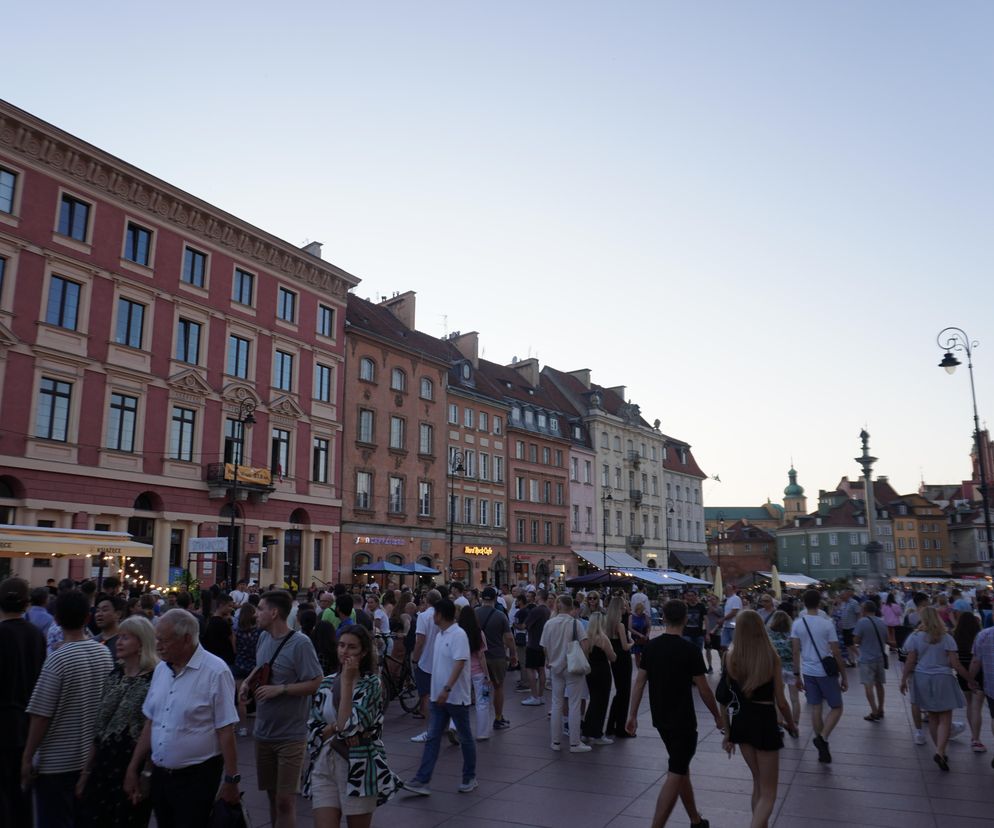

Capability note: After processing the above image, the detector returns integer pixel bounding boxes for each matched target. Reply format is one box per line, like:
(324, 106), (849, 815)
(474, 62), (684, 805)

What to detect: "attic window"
(461, 363), (471, 380)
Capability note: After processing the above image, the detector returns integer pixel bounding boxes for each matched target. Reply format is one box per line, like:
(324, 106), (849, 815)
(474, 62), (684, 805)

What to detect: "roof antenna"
(441, 314), (448, 338)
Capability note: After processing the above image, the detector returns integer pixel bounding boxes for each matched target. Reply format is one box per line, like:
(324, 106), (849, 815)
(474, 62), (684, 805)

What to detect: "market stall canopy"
(402, 562), (441, 575)
(575, 550), (650, 570)
(756, 571), (819, 588)
(668, 550), (715, 568)
(574, 551), (711, 587)
(635, 570), (712, 587)
(0, 525), (153, 558)
(564, 570), (634, 587)
(353, 561), (409, 574)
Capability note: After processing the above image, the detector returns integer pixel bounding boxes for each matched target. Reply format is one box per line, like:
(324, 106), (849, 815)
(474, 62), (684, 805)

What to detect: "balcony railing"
(630, 489), (643, 506)
(206, 462), (276, 494)
(626, 450), (641, 466)
(627, 534), (645, 548)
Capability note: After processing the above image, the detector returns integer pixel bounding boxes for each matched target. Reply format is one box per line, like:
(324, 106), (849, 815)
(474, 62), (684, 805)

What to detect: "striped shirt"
(25, 639), (113, 773)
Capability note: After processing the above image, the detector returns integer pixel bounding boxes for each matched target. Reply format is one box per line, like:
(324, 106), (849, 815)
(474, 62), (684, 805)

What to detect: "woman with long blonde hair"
(580, 611), (617, 745)
(900, 605), (975, 770)
(720, 609), (796, 828)
(604, 594), (634, 738)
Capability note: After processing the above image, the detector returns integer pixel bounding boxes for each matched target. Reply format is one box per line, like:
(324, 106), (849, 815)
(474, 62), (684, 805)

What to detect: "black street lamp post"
(937, 327), (994, 575)
(228, 399), (256, 585)
(601, 492), (613, 570)
(448, 449), (465, 581)
(665, 498), (675, 569)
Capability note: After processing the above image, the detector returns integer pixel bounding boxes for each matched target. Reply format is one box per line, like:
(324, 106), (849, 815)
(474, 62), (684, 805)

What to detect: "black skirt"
(728, 701), (783, 752)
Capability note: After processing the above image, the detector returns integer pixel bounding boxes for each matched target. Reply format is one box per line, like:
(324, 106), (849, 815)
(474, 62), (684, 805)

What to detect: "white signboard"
(189, 537), (229, 554)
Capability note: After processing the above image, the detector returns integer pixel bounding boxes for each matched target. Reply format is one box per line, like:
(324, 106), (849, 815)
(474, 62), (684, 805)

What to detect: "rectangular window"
(388, 476), (404, 513)
(570, 457), (578, 481)
(810, 534), (820, 546)
(448, 403), (459, 424)
(115, 298), (145, 348)
(614, 467), (622, 489)
(313, 538), (323, 572)
(124, 222), (152, 265)
(182, 246), (207, 287)
(107, 393), (138, 452)
(653, 515), (660, 539)
(389, 416), (405, 450)
(530, 479), (539, 502)
(36, 378), (72, 441)
(811, 552), (821, 566)
(557, 523), (565, 545)
(849, 533), (859, 544)
(555, 449), (563, 467)
(233, 268), (254, 305)
(463, 450), (475, 478)
(584, 461), (592, 484)
(479, 453), (489, 480)
(586, 507), (593, 532)
(312, 437), (329, 483)
(494, 456), (504, 482)
(615, 511), (623, 535)
(494, 502), (504, 528)
(464, 497), (475, 524)
(829, 533), (838, 546)
(277, 286), (296, 322)
(169, 528), (184, 568)
(46, 276), (81, 330)
(358, 409), (374, 443)
(273, 350), (293, 391)
(356, 471), (371, 510)
(0, 167), (15, 213)
(556, 483), (564, 505)
(493, 416), (502, 435)
(317, 304), (335, 337)
(418, 423), (433, 455)
(314, 364), (332, 402)
(516, 518), (525, 543)
(515, 476), (525, 500)
(544, 521), (552, 545)
(516, 441), (525, 460)
(169, 406), (195, 460)
(418, 482), (432, 516)
(227, 335), (250, 378)
(831, 551), (840, 566)
(58, 195), (89, 241)
(478, 411), (488, 431)
(542, 447), (551, 464)
(479, 500), (489, 526)
(463, 407), (473, 428)
(531, 520), (539, 543)
(449, 495), (459, 524)
(270, 428), (290, 476)
(529, 444), (538, 463)
(224, 418), (245, 465)
(175, 319), (202, 364)
(572, 505), (580, 531)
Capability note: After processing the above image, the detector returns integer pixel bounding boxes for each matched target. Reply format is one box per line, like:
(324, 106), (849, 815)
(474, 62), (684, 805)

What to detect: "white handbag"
(566, 619), (591, 676)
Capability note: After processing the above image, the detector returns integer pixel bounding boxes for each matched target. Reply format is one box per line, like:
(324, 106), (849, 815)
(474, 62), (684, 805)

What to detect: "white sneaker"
(550, 741), (561, 751)
(410, 731), (429, 743)
(458, 778), (478, 793)
(569, 743), (593, 753)
(236, 726), (248, 737)
(950, 721), (966, 740)
(521, 697), (544, 706)
(913, 729), (926, 746)
(590, 736), (614, 746)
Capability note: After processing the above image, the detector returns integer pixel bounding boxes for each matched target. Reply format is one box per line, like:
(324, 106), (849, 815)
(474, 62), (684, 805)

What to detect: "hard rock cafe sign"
(463, 545), (494, 556)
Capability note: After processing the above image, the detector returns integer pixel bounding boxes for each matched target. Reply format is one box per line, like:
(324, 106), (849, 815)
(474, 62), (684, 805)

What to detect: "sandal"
(863, 714), (877, 722)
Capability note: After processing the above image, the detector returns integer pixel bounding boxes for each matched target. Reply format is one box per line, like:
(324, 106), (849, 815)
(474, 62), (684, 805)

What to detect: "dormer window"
(550, 417), (559, 432)
(524, 409), (534, 426)
(461, 363), (471, 380)
(537, 412), (547, 429)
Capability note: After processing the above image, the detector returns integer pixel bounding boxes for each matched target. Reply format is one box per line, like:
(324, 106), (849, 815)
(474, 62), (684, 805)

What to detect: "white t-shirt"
(431, 623), (472, 704)
(724, 595), (743, 626)
(373, 607), (390, 636)
(415, 606), (439, 673)
(539, 613), (587, 673)
(453, 595), (470, 609)
(790, 612), (837, 677)
(230, 589), (249, 607)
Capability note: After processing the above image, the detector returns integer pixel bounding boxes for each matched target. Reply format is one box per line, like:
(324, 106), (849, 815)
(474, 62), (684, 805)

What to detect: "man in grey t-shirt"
(852, 601), (888, 722)
(241, 590), (321, 828)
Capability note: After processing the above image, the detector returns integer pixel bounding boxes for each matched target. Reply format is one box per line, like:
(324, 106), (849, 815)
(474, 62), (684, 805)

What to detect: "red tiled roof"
(346, 295), (452, 365)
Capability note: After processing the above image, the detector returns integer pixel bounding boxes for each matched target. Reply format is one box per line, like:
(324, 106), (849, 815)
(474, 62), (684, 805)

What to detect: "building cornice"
(0, 99), (359, 300)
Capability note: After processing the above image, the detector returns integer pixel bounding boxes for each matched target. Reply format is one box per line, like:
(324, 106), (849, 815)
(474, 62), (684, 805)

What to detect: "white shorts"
(310, 746), (377, 816)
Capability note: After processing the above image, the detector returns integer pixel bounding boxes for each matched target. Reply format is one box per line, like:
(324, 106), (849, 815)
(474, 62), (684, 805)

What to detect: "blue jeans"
(412, 702), (476, 785)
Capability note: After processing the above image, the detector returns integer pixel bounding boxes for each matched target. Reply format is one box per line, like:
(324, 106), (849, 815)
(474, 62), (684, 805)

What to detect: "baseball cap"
(482, 586), (498, 600)
(953, 598), (973, 612)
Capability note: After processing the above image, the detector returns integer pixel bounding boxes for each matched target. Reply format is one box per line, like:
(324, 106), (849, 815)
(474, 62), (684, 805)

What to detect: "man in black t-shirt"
(627, 599), (721, 828)
(682, 590), (706, 653)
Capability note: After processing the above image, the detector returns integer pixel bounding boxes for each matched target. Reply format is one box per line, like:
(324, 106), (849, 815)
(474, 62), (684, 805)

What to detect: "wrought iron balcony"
(630, 489), (643, 506)
(206, 462), (276, 500)
(626, 450), (641, 466)
(627, 534), (645, 548)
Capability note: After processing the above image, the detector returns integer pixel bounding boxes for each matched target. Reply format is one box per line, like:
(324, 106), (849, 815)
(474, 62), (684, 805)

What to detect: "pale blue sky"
(6, 2), (994, 506)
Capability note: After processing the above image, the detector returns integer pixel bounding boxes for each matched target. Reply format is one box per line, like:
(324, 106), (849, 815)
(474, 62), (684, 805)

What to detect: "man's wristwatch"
(443, 685), (452, 692)
(224, 773), (241, 784)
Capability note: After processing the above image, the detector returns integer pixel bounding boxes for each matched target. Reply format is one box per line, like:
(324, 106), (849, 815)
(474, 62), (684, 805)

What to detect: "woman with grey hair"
(77, 615), (158, 826)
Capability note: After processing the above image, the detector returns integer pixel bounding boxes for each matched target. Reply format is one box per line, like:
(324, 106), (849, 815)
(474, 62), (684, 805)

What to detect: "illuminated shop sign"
(354, 536), (406, 546)
(464, 546), (494, 556)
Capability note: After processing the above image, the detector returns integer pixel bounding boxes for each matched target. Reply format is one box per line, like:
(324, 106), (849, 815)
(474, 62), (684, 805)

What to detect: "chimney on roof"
(451, 331), (480, 368)
(508, 357), (540, 388)
(568, 369), (592, 389)
(607, 385), (626, 399)
(379, 291), (416, 329)
(302, 241), (323, 259)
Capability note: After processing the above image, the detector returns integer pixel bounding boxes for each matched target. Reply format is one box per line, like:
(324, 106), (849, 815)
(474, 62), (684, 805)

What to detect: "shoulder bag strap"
(268, 630), (295, 670)
(801, 616), (825, 662)
(869, 617), (886, 655)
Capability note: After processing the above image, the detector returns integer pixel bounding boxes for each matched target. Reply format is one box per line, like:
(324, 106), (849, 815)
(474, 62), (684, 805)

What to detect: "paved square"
(231, 661), (994, 827)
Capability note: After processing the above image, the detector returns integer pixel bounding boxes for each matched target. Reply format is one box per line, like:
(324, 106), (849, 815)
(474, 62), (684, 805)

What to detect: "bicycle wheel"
(398, 671), (419, 713)
(380, 672), (394, 705)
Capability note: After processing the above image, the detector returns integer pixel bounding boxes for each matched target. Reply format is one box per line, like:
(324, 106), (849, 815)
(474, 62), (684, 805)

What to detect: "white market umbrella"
(712, 566), (723, 598)
(771, 565), (783, 600)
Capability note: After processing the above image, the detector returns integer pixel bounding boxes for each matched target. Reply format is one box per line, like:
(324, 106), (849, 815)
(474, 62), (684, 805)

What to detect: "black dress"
(77, 667), (153, 828)
(606, 614), (633, 737)
(582, 645), (613, 739)
(726, 676), (783, 751)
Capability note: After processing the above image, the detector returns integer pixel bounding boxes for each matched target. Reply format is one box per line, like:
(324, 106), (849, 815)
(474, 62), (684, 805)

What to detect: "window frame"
(359, 357), (376, 383)
(169, 405), (196, 461)
(57, 193), (91, 243)
(123, 221), (154, 267)
(181, 245), (208, 288)
(114, 297), (146, 349)
(277, 285), (297, 323)
(232, 267), (255, 306)
(106, 392), (139, 453)
(36, 377), (73, 442)
(273, 349), (294, 391)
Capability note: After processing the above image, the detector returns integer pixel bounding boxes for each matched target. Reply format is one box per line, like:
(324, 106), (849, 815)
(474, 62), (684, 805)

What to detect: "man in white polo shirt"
(125, 609), (240, 828)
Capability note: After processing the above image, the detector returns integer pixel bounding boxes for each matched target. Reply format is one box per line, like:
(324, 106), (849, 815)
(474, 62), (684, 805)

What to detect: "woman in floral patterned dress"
(76, 615), (157, 827)
(304, 625), (401, 827)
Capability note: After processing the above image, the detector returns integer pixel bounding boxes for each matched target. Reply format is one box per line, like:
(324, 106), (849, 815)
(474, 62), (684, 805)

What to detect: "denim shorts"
(803, 674), (843, 709)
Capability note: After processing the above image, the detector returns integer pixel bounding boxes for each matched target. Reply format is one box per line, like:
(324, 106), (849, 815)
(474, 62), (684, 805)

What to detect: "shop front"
(341, 530), (447, 589)
(450, 543), (508, 589)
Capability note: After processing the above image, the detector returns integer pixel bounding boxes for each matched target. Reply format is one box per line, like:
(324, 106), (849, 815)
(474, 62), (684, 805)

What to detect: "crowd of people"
(3, 571), (994, 828)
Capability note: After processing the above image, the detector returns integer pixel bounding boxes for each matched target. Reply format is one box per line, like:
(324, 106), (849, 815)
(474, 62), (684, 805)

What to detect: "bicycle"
(377, 634), (420, 713)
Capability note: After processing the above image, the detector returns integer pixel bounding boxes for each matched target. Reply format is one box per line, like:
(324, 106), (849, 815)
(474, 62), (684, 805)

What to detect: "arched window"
(359, 358), (375, 382)
(419, 377), (433, 400)
(289, 508), (309, 525)
(390, 368), (406, 392)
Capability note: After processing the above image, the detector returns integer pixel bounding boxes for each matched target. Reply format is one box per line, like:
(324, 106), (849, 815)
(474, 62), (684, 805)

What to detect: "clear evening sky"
(5, 2), (994, 507)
